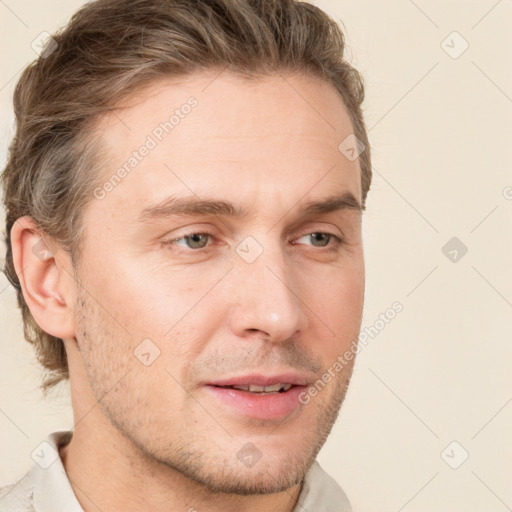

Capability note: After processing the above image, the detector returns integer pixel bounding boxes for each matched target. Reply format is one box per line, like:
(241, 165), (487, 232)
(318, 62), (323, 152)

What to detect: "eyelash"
(163, 230), (345, 254)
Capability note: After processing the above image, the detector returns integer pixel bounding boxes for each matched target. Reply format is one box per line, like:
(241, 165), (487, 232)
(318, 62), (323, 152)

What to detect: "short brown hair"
(1, 0), (372, 392)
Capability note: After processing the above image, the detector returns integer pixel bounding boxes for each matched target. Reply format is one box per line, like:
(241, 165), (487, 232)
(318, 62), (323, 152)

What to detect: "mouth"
(203, 373), (312, 420)
(212, 383), (294, 394)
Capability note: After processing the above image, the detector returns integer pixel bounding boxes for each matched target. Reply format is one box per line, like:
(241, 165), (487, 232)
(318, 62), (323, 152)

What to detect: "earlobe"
(9, 215), (77, 339)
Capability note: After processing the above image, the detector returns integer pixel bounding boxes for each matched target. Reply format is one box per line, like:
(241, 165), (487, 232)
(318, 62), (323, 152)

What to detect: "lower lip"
(204, 385), (307, 420)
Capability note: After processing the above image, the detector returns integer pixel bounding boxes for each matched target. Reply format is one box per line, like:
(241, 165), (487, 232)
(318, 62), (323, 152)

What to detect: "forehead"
(89, 70), (361, 223)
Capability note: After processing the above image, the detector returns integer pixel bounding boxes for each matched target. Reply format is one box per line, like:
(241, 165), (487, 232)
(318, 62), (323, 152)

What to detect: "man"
(0, 0), (372, 510)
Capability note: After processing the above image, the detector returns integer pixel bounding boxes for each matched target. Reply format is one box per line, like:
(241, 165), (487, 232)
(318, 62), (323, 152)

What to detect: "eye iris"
(186, 234), (209, 249)
(311, 233), (330, 247)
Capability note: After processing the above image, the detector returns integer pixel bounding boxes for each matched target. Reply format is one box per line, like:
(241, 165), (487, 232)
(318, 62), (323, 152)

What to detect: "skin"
(11, 70), (365, 512)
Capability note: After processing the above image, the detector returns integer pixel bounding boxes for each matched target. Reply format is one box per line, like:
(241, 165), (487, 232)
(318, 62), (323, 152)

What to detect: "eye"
(294, 232), (344, 250)
(168, 232), (213, 250)
(163, 230), (345, 254)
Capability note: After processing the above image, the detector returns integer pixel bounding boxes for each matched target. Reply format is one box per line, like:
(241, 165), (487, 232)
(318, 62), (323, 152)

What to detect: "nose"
(228, 244), (309, 343)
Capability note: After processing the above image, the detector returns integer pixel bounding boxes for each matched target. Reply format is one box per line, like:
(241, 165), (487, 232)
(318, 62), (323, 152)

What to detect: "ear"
(9, 215), (77, 340)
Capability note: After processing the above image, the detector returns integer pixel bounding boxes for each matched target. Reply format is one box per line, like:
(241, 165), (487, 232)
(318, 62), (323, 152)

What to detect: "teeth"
(231, 383), (293, 393)
(232, 385), (250, 391)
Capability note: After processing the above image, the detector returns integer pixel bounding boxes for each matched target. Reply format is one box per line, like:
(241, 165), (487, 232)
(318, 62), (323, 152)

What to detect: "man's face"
(72, 71), (365, 494)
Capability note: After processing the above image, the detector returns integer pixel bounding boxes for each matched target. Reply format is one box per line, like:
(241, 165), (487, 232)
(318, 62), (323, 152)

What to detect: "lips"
(206, 373), (312, 388)
(203, 372), (313, 419)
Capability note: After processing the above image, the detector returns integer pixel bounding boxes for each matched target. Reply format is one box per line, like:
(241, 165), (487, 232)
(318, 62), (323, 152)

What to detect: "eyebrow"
(137, 191), (364, 224)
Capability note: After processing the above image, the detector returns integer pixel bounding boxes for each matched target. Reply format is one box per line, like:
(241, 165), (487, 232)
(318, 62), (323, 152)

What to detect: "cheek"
(307, 266), (364, 354)
(89, 258), (225, 374)
(317, 260), (363, 309)
(84, 251), (194, 336)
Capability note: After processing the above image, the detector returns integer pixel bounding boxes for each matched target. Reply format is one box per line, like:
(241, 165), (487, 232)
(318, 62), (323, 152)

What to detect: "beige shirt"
(0, 431), (352, 511)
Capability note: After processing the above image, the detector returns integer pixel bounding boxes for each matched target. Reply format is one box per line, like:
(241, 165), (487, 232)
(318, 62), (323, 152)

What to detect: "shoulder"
(0, 430), (75, 512)
(0, 468), (37, 512)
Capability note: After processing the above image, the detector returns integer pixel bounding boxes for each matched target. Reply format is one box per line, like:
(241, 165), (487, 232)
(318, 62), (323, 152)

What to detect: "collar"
(32, 430), (84, 512)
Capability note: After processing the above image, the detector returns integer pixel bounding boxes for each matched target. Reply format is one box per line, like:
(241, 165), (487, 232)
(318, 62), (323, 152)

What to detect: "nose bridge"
(229, 235), (308, 341)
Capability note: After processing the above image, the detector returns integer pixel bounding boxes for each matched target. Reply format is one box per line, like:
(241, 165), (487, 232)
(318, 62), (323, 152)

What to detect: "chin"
(186, 463), (305, 496)
(153, 439), (312, 496)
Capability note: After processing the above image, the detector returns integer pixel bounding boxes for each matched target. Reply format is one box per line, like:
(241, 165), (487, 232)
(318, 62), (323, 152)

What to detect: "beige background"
(1, 1), (511, 510)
